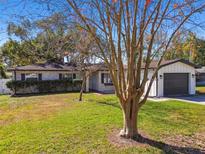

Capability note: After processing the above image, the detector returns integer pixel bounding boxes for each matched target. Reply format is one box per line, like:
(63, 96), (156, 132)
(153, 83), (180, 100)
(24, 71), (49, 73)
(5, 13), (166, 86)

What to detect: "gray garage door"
(164, 73), (189, 96)
(198, 73), (205, 81)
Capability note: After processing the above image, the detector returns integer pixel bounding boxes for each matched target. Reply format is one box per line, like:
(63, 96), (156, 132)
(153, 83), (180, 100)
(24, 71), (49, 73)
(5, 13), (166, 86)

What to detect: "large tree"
(2, 13), (74, 66)
(195, 38), (205, 66)
(0, 51), (6, 78)
(1, 39), (34, 66)
(165, 31), (205, 66)
(71, 28), (98, 101)
(66, 0), (205, 139)
(64, 26), (101, 101)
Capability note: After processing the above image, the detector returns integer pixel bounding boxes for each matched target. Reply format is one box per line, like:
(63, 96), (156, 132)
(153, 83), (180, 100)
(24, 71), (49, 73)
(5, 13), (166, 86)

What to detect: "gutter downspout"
(156, 71), (158, 97)
(14, 69), (16, 95)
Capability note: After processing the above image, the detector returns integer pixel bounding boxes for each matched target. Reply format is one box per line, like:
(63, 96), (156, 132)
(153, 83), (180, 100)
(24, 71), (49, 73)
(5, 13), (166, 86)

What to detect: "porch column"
(85, 71), (89, 92)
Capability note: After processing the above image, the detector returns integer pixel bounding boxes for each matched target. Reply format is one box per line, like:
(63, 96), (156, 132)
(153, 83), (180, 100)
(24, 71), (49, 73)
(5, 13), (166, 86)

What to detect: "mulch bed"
(108, 129), (205, 153)
(108, 129), (149, 148)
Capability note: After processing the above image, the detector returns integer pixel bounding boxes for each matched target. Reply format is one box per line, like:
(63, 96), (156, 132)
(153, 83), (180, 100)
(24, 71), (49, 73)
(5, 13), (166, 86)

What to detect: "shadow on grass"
(135, 134), (204, 154)
(101, 101), (204, 153)
(97, 101), (121, 109)
(11, 91), (80, 97)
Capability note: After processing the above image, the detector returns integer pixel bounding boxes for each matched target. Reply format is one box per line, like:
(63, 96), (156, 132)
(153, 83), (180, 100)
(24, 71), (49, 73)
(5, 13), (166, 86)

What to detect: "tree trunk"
(119, 99), (139, 139)
(79, 75), (86, 101)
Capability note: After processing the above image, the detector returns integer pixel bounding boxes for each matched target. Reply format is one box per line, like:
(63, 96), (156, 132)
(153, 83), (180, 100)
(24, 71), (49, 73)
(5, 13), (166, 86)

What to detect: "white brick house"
(8, 59), (197, 97)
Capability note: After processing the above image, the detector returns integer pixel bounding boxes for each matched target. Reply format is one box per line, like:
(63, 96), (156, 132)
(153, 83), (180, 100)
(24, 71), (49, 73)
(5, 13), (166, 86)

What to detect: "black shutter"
(101, 73), (104, 83)
(73, 73), (76, 79)
(21, 74), (25, 81)
(59, 73), (62, 80)
(38, 74), (42, 81)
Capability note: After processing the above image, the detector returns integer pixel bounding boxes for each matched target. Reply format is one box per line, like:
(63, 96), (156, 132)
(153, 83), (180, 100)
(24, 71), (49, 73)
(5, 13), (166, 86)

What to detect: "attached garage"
(164, 73), (189, 96)
(156, 59), (197, 97)
(88, 59), (197, 97)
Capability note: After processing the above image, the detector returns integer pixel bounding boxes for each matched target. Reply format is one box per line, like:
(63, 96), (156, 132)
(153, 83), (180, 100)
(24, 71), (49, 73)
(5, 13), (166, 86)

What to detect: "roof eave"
(159, 59), (199, 69)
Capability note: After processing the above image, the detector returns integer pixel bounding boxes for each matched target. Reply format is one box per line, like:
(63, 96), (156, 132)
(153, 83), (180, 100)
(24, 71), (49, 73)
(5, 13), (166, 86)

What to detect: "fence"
(0, 79), (11, 94)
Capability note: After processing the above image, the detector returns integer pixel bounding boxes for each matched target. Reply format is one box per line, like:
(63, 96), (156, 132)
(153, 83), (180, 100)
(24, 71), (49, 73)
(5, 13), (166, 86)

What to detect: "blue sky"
(0, 0), (68, 45)
(0, 1), (44, 44)
(1, 0), (205, 45)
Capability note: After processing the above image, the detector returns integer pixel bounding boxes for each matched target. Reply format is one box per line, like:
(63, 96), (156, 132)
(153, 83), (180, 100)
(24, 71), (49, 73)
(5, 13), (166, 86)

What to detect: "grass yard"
(0, 93), (204, 153)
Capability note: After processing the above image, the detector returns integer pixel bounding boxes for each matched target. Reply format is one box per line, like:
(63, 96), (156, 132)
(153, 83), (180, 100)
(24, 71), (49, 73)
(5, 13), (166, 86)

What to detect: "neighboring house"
(196, 66), (205, 85)
(0, 73), (12, 94)
(0, 79), (12, 94)
(8, 59), (197, 97)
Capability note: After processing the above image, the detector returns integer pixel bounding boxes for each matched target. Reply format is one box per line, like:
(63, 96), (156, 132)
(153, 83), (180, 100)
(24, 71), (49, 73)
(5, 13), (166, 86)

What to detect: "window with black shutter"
(73, 73), (76, 79)
(101, 73), (113, 85)
(59, 73), (62, 80)
(38, 74), (42, 80)
(101, 73), (104, 83)
(25, 73), (38, 81)
(21, 74), (25, 81)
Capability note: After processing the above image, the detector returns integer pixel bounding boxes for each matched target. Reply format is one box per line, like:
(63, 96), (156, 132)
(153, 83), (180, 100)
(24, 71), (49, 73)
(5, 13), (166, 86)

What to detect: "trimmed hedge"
(6, 79), (82, 94)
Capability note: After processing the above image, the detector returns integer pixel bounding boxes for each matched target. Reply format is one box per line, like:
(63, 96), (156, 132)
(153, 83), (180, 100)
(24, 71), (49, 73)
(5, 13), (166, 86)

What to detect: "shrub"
(6, 79), (82, 94)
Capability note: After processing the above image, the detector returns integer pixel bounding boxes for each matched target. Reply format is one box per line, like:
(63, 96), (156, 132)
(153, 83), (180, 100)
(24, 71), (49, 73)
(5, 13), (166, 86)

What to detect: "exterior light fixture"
(192, 74), (195, 78)
(159, 75), (163, 79)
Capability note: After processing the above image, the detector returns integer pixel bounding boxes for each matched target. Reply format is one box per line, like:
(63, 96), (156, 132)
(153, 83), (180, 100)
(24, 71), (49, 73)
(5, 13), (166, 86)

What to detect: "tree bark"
(119, 99), (139, 139)
(79, 75), (86, 101)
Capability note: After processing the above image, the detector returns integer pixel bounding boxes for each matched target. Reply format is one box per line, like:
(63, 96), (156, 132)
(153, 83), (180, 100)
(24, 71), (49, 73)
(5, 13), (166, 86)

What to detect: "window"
(59, 73), (62, 80)
(63, 74), (73, 79)
(73, 73), (76, 79)
(101, 73), (113, 85)
(38, 74), (42, 81)
(59, 73), (76, 80)
(25, 73), (38, 81)
(21, 74), (25, 81)
(64, 56), (71, 63)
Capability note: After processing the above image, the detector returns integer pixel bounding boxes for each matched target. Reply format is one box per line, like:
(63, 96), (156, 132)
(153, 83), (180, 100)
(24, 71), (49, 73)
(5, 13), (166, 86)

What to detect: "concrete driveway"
(149, 95), (205, 105)
(173, 95), (205, 105)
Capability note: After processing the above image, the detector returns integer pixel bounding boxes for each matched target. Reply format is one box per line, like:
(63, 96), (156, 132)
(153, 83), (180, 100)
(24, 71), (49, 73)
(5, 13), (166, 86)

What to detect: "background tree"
(165, 31), (205, 66)
(0, 50), (6, 78)
(1, 39), (32, 66)
(194, 38), (205, 66)
(1, 12), (102, 100)
(3, 13), (73, 66)
(68, 27), (100, 101)
(66, 0), (205, 139)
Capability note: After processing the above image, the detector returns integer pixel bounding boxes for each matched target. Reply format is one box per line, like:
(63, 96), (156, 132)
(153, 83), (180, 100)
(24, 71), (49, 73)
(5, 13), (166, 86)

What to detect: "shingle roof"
(196, 66), (205, 73)
(8, 59), (198, 72)
(141, 59), (198, 69)
(8, 62), (80, 71)
(90, 59), (198, 70)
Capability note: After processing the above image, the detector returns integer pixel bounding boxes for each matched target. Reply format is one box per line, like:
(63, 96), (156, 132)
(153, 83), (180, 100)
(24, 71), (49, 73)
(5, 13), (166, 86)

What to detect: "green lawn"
(0, 93), (204, 153)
